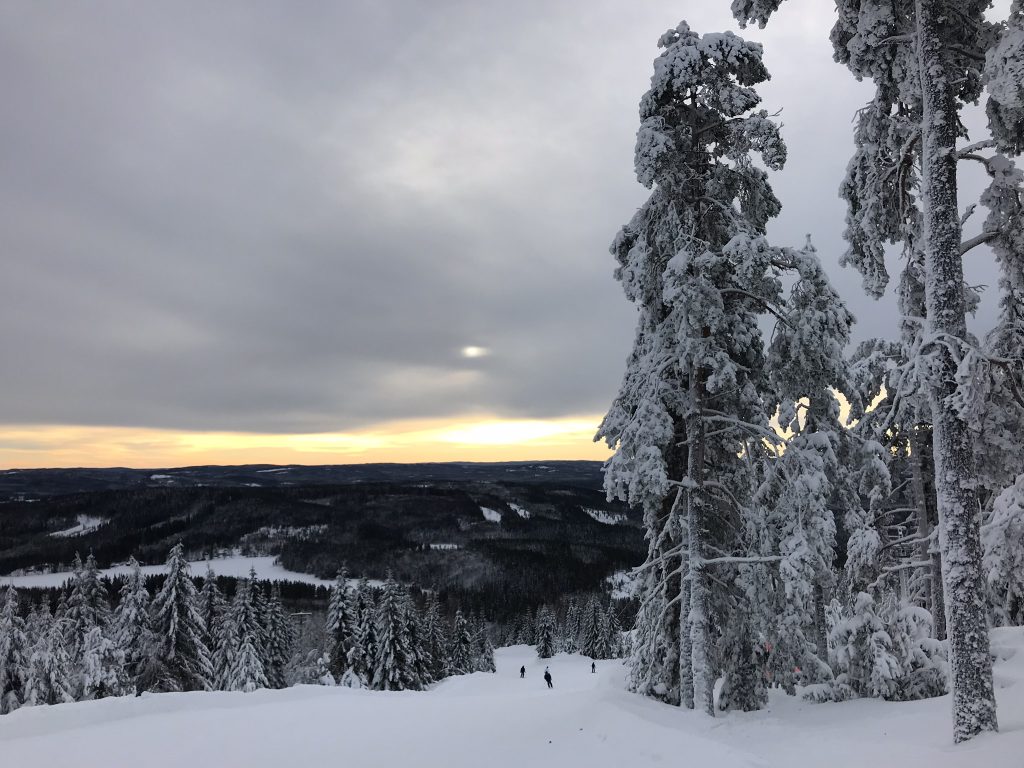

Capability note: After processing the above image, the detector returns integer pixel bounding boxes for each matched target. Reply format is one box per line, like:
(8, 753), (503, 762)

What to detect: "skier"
(520, 665), (525, 679)
(591, 661), (596, 674)
(544, 667), (552, 689)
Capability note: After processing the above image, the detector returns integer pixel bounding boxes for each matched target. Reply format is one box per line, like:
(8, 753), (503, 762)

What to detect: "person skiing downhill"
(544, 667), (552, 689)
(520, 665), (525, 679)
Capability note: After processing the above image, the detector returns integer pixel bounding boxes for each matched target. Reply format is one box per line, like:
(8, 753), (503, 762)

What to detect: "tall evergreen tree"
(263, 586), (294, 690)
(222, 577), (269, 693)
(64, 552), (111, 660)
(0, 587), (27, 714)
(598, 20), (852, 715)
(148, 544), (213, 692)
(730, 0), (1024, 741)
(196, 567), (227, 677)
(447, 610), (473, 676)
(326, 569), (357, 682)
(535, 605), (557, 659)
(370, 577), (417, 691)
(22, 604), (74, 707)
(422, 593), (449, 681)
(114, 557), (154, 690)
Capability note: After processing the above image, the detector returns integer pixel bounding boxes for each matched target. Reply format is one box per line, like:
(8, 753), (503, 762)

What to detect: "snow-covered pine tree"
(78, 625), (128, 700)
(197, 567), (227, 660)
(148, 543), (213, 692)
(535, 605), (557, 659)
(576, 597), (597, 659)
(598, 20), (852, 716)
(263, 586), (293, 689)
(64, 552), (111, 661)
(422, 593), (449, 680)
(447, 610), (473, 676)
(983, 474), (1024, 625)
(562, 598), (581, 653)
(402, 593), (433, 684)
(370, 576), (417, 691)
(347, 577), (377, 685)
(326, 569), (357, 681)
(604, 604), (623, 659)
(0, 587), (27, 714)
(730, 0), (1024, 741)
(223, 577), (269, 693)
(471, 613), (495, 673)
(22, 602), (74, 707)
(114, 557), (154, 690)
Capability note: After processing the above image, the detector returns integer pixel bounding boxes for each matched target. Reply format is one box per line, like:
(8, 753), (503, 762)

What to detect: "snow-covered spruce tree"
(535, 605), (557, 659)
(263, 586), (294, 689)
(984, 474), (1024, 625)
(148, 544), (213, 692)
(196, 567), (226, 671)
(471, 614), (496, 673)
(422, 593), (449, 681)
(114, 557), (154, 691)
(604, 604), (623, 659)
(326, 569), (357, 682)
(79, 625), (128, 700)
(598, 20), (852, 715)
(370, 576), (418, 691)
(447, 610), (474, 676)
(22, 602), (74, 707)
(402, 593), (433, 684)
(221, 577), (269, 693)
(0, 587), (27, 714)
(347, 578), (377, 686)
(64, 553), (111, 660)
(730, 0), (1024, 741)
(562, 598), (581, 653)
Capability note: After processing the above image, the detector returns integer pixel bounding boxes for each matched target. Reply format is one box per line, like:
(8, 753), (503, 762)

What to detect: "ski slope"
(2, 635), (1023, 767)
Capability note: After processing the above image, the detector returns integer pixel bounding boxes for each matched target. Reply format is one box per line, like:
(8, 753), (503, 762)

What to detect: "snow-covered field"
(584, 507), (626, 525)
(2, 631), (1022, 768)
(1, 556), (334, 589)
(49, 515), (106, 538)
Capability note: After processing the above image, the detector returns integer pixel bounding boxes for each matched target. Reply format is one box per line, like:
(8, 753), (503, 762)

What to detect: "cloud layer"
(0, 1), (1005, 449)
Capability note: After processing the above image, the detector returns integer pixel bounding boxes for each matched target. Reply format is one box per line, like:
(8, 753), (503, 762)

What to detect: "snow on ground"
(48, 515), (106, 538)
(1, 556), (335, 589)
(584, 507), (626, 525)
(480, 506), (502, 523)
(2, 632), (1023, 767)
(508, 502), (531, 519)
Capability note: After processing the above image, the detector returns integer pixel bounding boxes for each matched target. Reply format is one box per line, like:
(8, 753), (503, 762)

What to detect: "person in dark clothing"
(591, 661), (596, 674)
(520, 665), (525, 678)
(544, 669), (553, 689)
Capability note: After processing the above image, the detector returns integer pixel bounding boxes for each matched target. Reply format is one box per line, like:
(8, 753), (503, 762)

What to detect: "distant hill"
(0, 462), (639, 617)
(0, 460), (605, 499)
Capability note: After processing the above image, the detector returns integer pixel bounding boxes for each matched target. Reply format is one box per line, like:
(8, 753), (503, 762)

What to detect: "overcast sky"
(0, 1), (1008, 465)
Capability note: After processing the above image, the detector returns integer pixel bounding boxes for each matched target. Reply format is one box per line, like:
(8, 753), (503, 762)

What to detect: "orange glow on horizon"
(0, 415), (613, 470)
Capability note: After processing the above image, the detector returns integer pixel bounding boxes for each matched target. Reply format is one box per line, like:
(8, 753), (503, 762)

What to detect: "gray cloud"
(0, 0), (1004, 434)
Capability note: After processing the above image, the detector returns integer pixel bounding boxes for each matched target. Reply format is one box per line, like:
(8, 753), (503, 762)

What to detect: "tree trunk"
(687, 374), (714, 716)
(910, 426), (945, 638)
(915, 0), (997, 741)
(813, 583), (830, 674)
(679, 559), (694, 709)
(658, 419), (689, 706)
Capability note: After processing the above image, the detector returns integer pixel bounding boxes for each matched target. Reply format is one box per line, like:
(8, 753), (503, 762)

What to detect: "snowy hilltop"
(1, 635), (1023, 768)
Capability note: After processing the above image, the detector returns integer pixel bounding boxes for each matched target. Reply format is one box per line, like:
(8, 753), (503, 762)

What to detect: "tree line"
(0, 544), (499, 715)
(598, 4), (1024, 744)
